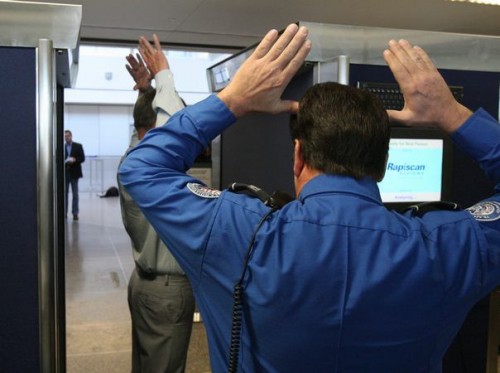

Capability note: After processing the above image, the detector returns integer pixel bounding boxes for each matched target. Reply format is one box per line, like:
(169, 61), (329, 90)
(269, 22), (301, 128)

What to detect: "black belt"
(135, 266), (186, 281)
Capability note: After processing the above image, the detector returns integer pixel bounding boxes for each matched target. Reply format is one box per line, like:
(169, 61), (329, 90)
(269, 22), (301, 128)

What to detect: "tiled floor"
(65, 193), (211, 373)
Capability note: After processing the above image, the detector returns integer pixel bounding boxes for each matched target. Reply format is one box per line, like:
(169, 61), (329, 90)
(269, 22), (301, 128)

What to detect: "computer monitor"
(378, 126), (453, 210)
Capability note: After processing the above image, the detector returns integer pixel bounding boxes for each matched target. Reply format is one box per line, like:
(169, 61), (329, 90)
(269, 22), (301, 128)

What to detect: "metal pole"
(37, 38), (57, 373)
(313, 55), (350, 85)
(337, 55), (350, 86)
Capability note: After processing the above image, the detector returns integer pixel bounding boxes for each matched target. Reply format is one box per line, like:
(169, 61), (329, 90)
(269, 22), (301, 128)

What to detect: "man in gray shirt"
(118, 36), (194, 373)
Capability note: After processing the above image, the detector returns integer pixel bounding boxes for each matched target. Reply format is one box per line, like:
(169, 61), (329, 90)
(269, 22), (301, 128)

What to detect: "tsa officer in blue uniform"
(120, 25), (500, 373)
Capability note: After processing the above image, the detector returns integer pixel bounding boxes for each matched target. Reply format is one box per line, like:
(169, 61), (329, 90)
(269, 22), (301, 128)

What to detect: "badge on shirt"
(466, 201), (500, 222)
(187, 183), (221, 199)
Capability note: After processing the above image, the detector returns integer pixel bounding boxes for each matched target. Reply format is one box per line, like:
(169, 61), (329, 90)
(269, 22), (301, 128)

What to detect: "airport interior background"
(1, 2), (499, 372)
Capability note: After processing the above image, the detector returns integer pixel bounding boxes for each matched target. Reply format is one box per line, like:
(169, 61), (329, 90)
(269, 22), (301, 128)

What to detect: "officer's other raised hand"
(383, 39), (472, 134)
(217, 23), (311, 118)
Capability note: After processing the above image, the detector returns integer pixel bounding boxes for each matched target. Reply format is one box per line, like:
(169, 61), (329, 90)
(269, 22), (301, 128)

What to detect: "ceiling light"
(447, 0), (500, 5)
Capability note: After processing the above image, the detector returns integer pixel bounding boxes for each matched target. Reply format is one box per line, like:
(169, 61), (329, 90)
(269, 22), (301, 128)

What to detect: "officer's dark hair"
(290, 82), (390, 182)
(133, 89), (157, 131)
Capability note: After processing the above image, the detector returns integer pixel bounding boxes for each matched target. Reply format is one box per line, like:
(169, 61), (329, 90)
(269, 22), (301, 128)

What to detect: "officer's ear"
(293, 139), (305, 178)
(377, 153), (389, 182)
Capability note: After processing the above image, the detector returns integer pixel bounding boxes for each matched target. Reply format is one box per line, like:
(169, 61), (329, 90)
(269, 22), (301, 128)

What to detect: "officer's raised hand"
(217, 23), (311, 118)
(383, 39), (472, 133)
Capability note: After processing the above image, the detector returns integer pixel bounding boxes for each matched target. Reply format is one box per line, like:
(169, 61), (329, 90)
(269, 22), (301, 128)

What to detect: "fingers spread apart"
(252, 24), (310, 65)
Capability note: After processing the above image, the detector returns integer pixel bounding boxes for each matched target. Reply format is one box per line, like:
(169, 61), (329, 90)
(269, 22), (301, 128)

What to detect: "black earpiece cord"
(227, 207), (277, 373)
(226, 183), (293, 373)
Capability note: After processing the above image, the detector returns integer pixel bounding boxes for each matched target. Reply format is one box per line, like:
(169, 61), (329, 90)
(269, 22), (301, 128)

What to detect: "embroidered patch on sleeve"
(187, 183), (221, 199)
(466, 201), (500, 222)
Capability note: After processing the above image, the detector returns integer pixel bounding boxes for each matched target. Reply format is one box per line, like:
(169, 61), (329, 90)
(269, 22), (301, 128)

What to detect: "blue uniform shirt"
(120, 95), (500, 373)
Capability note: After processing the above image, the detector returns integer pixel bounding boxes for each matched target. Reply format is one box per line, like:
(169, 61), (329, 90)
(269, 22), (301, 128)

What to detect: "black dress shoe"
(73, 214), (79, 221)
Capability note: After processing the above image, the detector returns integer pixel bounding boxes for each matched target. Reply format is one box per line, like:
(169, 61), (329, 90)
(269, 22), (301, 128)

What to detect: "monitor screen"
(378, 127), (452, 209)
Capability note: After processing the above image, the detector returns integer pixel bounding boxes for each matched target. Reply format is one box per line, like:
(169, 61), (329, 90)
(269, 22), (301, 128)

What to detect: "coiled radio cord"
(227, 207), (276, 373)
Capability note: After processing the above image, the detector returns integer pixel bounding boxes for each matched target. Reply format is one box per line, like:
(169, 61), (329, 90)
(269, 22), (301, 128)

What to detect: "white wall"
(64, 105), (133, 193)
(65, 46), (229, 106)
(65, 105), (133, 157)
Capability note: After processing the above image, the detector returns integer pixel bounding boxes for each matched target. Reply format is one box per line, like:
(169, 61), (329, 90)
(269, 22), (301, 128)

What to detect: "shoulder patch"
(466, 201), (500, 222)
(187, 183), (221, 199)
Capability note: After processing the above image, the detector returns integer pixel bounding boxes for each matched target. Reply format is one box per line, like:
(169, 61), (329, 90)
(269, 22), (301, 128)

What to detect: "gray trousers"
(128, 269), (195, 373)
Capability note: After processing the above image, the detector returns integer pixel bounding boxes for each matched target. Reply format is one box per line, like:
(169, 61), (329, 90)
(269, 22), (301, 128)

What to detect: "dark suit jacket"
(65, 141), (85, 179)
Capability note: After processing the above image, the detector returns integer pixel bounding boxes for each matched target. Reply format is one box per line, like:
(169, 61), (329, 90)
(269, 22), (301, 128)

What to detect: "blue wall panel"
(0, 47), (40, 372)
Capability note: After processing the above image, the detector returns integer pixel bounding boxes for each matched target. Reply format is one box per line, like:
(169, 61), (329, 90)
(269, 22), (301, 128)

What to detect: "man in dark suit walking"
(64, 130), (85, 221)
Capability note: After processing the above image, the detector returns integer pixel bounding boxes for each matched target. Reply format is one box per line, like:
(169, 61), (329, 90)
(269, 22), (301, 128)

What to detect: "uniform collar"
(298, 174), (383, 205)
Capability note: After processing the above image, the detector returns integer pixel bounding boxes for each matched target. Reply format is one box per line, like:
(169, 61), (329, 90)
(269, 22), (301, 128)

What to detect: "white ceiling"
(29, 0), (500, 50)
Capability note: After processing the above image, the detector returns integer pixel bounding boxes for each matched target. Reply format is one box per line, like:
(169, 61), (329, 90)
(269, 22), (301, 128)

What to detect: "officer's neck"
(294, 166), (321, 198)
